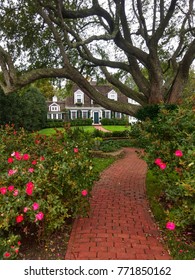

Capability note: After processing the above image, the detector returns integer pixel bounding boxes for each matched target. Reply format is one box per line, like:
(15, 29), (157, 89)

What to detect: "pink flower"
(81, 189), (88, 196)
(35, 140), (40, 145)
(23, 154), (30, 160)
(0, 187), (7, 195)
(16, 215), (24, 223)
(159, 162), (167, 170)
(40, 156), (45, 161)
(28, 168), (34, 173)
(26, 182), (34, 196)
(8, 169), (17, 176)
(166, 221), (176, 230)
(74, 147), (79, 153)
(3, 252), (11, 258)
(7, 157), (14, 163)
(23, 207), (29, 213)
(154, 158), (162, 166)
(175, 150), (183, 157)
(31, 160), (37, 165)
(13, 189), (19, 196)
(35, 212), (44, 221)
(32, 202), (39, 211)
(8, 185), (14, 192)
(15, 152), (22, 160)
(18, 241), (21, 246)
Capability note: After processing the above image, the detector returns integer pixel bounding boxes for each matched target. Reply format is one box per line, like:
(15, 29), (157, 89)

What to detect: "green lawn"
(38, 128), (64, 136)
(92, 157), (115, 174)
(38, 125), (129, 136)
(103, 125), (131, 132)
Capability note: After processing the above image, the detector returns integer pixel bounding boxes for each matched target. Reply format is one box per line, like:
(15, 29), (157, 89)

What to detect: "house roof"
(46, 83), (130, 109)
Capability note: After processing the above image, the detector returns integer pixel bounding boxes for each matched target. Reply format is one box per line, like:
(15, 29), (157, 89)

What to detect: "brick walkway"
(93, 125), (110, 132)
(65, 148), (171, 260)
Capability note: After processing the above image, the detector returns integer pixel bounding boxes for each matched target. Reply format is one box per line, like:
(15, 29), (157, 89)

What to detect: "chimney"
(52, 96), (57, 102)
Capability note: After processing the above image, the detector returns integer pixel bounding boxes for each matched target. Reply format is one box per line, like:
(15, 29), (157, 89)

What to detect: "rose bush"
(130, 95), (195, 231)
(0, 125), (97, 259)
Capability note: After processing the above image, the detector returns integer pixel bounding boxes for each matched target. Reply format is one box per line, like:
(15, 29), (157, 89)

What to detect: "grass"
(38, 125), (129, 136)
(103, 125), (130, 132)
(146, 170), (195, 260)
(38, 128), (63, 136)
(92, 157), (116, 174)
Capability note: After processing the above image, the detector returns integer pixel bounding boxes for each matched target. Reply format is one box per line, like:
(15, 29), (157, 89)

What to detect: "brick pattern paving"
(93, 125), (110, 132)
(65, 148), (171, 260)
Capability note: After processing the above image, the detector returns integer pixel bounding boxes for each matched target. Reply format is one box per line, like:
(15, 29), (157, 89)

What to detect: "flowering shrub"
(0, 125), (97, 259)
(131, 96), (195, 232)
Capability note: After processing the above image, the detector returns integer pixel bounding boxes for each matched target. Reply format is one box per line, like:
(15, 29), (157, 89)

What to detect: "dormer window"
(74, 90), (84, 104)
(49, 102), (60, 112)
(108, 90), (117, 101)
(51, 105), (58, 111)
(128, 98), (139, 105)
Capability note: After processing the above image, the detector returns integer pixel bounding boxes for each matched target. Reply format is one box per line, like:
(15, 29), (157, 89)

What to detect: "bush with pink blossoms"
(131, 95), (195, 232)
(0, 125), (97, 259)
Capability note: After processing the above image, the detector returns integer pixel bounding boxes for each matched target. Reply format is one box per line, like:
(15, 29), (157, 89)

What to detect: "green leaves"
(0, 124), (96, 259)
(131, 95), (195, 231)
(0, 87), (47, 131)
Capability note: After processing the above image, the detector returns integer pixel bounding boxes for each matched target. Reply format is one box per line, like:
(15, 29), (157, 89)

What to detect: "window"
(58, 114), (62, 120)
(49, 102), (60, 112)
(51, 106), (58, 111)
(82, 111), (88, 119)
(74, 90), (84, 104)
(108, 90), (117, 101)
(76, 94), (82, 103)
(53, 114), (56, 119)
(71, 110), (77, 119)
(105, 110), (111, 119)
(115, 112), (121, 119)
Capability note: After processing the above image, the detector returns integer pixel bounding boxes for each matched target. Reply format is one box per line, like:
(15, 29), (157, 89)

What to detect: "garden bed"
(18, 224), (72, 260)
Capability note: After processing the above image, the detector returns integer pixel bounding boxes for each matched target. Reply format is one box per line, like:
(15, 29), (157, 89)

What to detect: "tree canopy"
(0, 0), (195, 116)
(0, 87), (47, 131)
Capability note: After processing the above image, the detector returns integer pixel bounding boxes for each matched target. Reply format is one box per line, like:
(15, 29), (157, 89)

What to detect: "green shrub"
(131, 96), (195, 232)
(45, 120), (64, 128)
(92, 129), (111, 138)
(135, 104), (178, 121)
(100, 140), (121, 152)
(0, 125), (97, 259)
(69, 118), (93, 126)
(0, 87), (47, 131)
(101, 118), (128, 125)
(111, 130), (130, 138)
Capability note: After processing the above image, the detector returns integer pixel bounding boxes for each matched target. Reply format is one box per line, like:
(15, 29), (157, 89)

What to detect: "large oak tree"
(0, 0), (195, 116)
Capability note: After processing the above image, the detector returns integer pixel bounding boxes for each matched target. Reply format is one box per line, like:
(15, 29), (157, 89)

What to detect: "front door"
(94, 112), (99, 124)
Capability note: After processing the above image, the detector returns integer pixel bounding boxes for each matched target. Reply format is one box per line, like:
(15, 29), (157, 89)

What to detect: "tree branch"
(101, 66), (147, 105)
(150, 0), (178, 45)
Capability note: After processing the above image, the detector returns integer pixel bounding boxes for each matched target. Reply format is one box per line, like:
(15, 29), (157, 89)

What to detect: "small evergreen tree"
(0, 87), (47, 131)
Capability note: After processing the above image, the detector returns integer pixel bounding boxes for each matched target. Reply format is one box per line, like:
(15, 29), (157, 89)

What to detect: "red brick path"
(65, 148), (171, 260)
